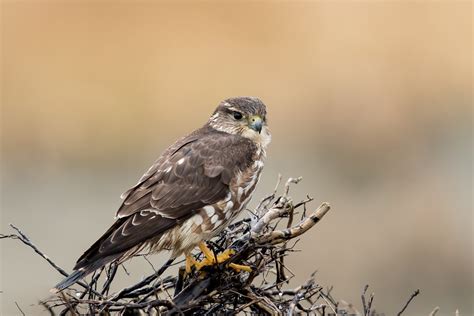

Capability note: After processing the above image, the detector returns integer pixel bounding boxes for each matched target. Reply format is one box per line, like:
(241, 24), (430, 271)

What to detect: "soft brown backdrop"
(1, 1), (472, 315)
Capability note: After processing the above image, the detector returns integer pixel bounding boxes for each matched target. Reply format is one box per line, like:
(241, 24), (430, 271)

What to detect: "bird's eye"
(233, 111), (243, 120)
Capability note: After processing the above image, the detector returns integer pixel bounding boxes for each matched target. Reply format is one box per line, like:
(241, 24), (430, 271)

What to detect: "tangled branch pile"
(2, 176), (421, 315)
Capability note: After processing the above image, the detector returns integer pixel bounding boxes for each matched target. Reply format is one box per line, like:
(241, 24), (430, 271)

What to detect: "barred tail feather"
(50, 254), (119, 293)
(50, 269), (87, 293)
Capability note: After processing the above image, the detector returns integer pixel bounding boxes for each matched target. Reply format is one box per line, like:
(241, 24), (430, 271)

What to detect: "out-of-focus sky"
(1, 1), (472, 315)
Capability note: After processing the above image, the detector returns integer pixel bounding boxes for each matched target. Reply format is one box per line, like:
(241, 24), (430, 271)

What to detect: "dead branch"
(1, 224), (103, 298)
(254, 202), (330, 245)
(429, 306), (440, 316)
(397, 289), (421, 316)
(1, 176), (423, 315)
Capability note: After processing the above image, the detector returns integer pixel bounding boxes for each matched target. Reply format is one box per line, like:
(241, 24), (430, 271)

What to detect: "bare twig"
(251, 197), (292, 234)
(4, 224), (70, 277)
(397, 289), (420, 316)
(39, 300), (55, 316)
(112, 257), (175, 300)
(69, 297), (173, 309)
(14, 301), (26, 316)
(361, 284), (375, 316)
(255, 173), (282, 216)
(362, 284), (369, 315)
(1, 224), (103, 298)
(100, 263), (117, 295)
(284, 177), (303, 197)
(429, 306), (440, 316)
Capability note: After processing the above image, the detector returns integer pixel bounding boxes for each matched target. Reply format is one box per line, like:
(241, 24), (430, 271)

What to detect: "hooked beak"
(249, 115), (263, 133)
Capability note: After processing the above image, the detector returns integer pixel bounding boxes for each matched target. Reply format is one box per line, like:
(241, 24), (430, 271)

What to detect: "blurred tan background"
(1, 1), (472, 315)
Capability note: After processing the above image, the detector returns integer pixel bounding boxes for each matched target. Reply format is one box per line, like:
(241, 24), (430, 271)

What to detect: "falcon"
(52, 96), (271, 292)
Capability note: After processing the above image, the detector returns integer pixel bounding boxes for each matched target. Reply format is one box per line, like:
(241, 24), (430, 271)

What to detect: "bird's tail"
(50, 253), (119, 293)
(50, 269), (87, 293)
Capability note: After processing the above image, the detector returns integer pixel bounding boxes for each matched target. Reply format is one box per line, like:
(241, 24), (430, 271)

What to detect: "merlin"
(52, 96), (271, 292)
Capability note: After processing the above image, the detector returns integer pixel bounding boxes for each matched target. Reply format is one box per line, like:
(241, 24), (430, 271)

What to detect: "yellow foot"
(185, 255), (197, 274)
(190, 242), (252, 272)
(199, 242), (216, 263)
(216, 249), (235, 262)
(229, 263), (252, 273)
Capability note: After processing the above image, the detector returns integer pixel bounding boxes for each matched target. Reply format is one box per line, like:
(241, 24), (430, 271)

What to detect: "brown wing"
(117, 126), (256, 219)
(74, 126), (257, 270)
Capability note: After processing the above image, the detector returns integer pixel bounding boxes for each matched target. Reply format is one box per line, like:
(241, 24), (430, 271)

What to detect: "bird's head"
(209, 97), (271, 148)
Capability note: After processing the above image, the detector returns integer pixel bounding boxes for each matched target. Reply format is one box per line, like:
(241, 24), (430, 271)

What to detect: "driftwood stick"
(254, 202), (330, 245)
(250, 199), (293, 234)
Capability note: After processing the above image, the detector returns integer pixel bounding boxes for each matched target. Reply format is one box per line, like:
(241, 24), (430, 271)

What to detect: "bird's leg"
(215, 249), (253, 272)
(198, 242), (216, 263)
(193, 242), (252, 272)
(217, 249), (252, 272)
(215, 248), (235, 262)
(185, 254), (197, 274)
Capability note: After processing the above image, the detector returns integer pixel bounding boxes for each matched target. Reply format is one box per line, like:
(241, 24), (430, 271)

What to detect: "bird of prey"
(52, 96), (271, 292)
